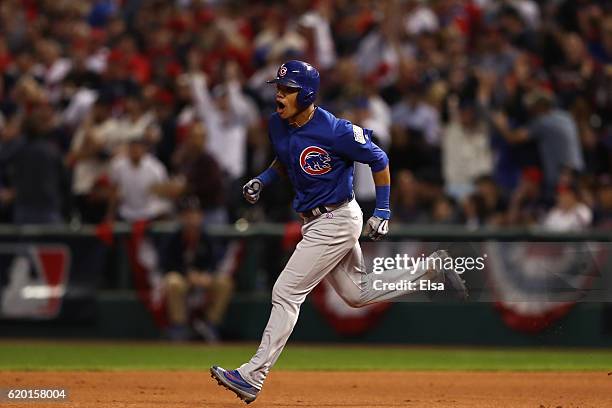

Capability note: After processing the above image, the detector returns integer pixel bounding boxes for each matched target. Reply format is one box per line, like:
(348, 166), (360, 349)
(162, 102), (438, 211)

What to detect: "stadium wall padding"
(1, 294), (612, 347)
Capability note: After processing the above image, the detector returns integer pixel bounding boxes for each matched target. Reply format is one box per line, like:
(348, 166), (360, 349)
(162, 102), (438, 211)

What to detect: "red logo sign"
(0, 245), (70, 318)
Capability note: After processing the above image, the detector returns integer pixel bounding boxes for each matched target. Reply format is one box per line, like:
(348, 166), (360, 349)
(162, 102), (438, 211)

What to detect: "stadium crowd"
(0, 0), (611, 231)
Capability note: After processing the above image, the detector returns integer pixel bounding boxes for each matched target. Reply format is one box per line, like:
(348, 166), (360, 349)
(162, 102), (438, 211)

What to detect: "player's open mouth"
(276, 100), (285, 113)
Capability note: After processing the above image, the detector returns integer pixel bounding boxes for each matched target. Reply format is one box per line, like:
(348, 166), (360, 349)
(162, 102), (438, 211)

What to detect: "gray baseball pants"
(237, 199), (433, 389)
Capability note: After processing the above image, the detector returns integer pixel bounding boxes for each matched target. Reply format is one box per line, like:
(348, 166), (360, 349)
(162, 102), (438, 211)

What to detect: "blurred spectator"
(189, 64), (258, 183)
(297, 2), (337, 70)
(107, 137), (172, 222)
(442, 96), (493, 200)
(462, 175), (508, 227)
(7, 107), (70, 224)
(0, 112), (21, 222)
(403, 0), (438, 36)
(551, 32), (596, 108)
(591, 15), (612, 65)
(170, 122), (227, 223)
(112, 93), (160, 151)
(162, 197), (234, 342)
(341, 93), (392, 217)
(430, 194), (459, 225)
(507, 168), (546, 226)
(491, 90), (584, 196)
(391, 83), (441, 146)
(391, 170), (427, 223)
(0, 0), (608, 231)
(354, 17), (400, 88)
(497, 5), (537, 52)
(593, 176), (612, 228)
(68, 97), (116, 223)
(387, 126), (434, 177)
(542, 184), (593, 231)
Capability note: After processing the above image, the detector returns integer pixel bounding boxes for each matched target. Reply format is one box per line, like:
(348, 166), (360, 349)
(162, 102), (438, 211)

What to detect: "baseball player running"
(210, 60), (467, 404)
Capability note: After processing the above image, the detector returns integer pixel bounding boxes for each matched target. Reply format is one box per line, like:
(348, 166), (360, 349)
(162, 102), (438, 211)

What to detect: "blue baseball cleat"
(210, 366), (260, 404)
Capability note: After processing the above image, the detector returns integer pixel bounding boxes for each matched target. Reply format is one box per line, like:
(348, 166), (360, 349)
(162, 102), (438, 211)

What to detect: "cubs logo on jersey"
(300, 146), (332, 175)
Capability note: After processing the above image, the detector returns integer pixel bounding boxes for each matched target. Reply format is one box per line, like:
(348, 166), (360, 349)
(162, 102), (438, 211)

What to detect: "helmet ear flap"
(298, 89), (315, 109)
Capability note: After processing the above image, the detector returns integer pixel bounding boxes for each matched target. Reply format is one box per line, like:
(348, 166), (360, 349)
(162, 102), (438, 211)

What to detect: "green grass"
(0, 342), (611, 371)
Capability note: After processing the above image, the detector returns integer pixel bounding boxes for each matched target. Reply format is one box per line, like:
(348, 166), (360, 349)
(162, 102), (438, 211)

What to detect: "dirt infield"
(1, 371), (611, 408)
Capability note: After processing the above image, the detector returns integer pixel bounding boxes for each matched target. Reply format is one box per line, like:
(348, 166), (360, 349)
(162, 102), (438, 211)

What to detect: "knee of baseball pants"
(337, 284), (367, 308)
(271, 278), (303, 311)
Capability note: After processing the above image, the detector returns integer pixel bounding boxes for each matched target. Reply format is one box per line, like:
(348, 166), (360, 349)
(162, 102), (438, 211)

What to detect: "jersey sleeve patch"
(352, 124), (366, 144)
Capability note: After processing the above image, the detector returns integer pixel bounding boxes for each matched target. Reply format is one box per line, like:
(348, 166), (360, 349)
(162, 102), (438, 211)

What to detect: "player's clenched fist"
(364, 215), (389, 241)
(243, 178), (262, 204)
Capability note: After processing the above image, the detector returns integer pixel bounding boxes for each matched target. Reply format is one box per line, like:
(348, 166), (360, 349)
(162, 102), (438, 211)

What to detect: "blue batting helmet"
(267, 60), (320, 109)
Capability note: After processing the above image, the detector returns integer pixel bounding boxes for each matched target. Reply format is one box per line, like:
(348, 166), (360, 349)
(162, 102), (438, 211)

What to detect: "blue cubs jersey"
(268, 107), (388, 212)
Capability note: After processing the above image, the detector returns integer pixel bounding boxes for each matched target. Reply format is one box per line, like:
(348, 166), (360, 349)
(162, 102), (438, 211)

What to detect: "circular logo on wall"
(300, 146), (332, 175)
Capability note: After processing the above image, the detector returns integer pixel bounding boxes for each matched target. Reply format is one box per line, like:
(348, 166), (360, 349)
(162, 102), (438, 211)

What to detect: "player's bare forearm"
(372, 165), (390, 186)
